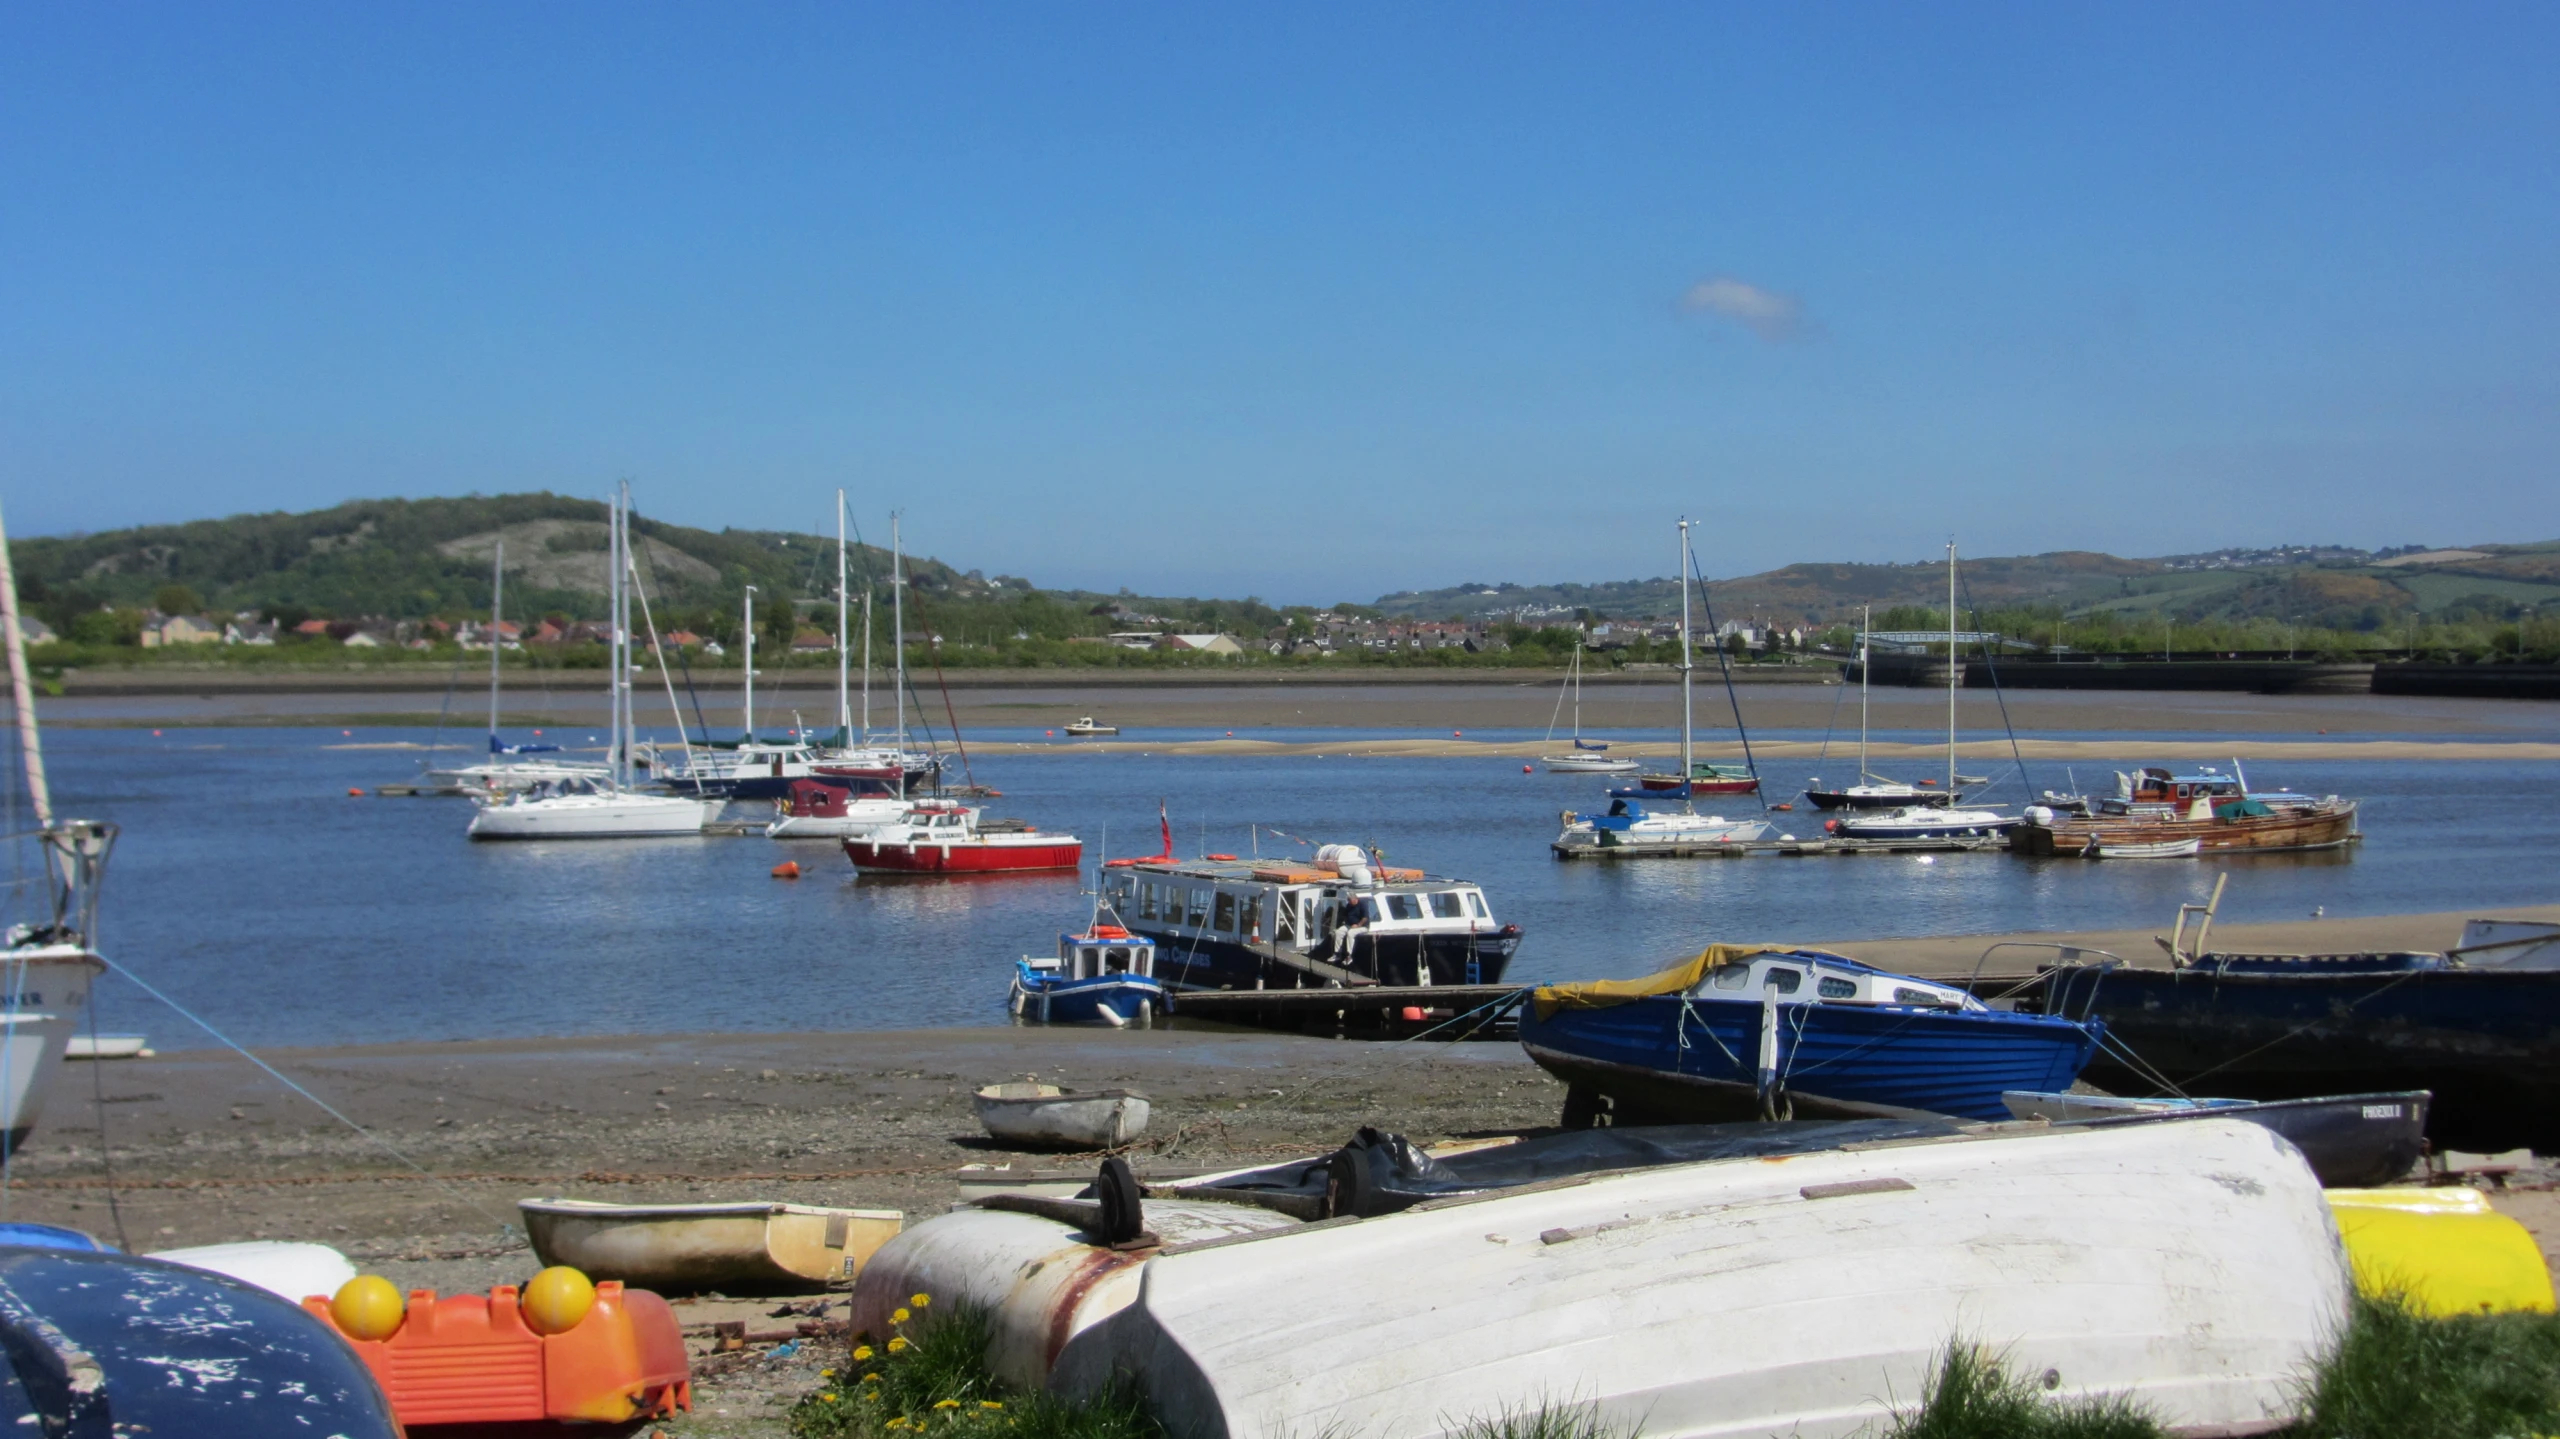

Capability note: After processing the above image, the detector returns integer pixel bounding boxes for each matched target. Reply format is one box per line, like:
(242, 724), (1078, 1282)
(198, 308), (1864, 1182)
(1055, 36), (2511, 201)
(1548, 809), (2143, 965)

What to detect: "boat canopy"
(1531, 943), (1802, 1020)
(492, 737), (563, 754)
(2215, 798), (2276, 819)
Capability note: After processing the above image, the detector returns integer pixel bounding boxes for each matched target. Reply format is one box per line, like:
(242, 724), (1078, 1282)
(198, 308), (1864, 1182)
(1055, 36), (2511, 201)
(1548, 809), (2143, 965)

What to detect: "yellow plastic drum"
(2325, 1188), (2557, 1316)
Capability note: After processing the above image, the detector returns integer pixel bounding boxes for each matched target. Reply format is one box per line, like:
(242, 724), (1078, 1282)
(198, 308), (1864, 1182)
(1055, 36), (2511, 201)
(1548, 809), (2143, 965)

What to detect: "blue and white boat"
(1009, 926), (1168, 1026)
(1519, 946), (2104, 1125)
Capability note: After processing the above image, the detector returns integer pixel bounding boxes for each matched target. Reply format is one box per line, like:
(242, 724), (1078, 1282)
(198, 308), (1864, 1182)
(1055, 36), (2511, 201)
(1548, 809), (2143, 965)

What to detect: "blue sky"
(3, 5), (2555, 603)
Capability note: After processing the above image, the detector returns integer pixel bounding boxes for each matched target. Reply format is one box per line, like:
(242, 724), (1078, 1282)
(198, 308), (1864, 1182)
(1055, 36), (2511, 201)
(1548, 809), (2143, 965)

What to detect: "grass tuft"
(1886, 1342), (2163, 1439)
(2290, 1292), (2560, 1439)
(1444, 1396), (1629, 1439)
(788, 1296), (1161, 1439)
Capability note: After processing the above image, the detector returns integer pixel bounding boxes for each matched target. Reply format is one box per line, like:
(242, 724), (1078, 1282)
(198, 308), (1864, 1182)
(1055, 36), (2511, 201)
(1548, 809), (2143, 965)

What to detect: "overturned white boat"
(1032, 1119), (2346, 1439)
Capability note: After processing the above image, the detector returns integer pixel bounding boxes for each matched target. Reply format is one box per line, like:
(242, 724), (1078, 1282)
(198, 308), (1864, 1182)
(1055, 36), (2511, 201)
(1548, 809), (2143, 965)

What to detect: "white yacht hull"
(0, 944), (106, 1153)
(764, 800), (910, 840)
(1052, 1120), (2349, 1439)
(467, 794), (724, 840)
(1542, 755), (1639, 774)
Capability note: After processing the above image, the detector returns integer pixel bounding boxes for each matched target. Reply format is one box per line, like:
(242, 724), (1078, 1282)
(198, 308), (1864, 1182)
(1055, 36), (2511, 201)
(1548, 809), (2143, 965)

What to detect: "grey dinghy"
(973, 1083), (1152, 1149)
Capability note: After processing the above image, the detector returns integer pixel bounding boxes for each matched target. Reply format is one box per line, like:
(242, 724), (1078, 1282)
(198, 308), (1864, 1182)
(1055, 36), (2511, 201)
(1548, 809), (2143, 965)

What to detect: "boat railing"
(1968, 941), (2131, 1022)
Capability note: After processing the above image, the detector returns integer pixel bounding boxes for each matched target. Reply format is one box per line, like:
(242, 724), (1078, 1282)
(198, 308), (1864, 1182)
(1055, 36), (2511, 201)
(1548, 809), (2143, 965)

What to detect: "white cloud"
(1679, 276), (1809, 342)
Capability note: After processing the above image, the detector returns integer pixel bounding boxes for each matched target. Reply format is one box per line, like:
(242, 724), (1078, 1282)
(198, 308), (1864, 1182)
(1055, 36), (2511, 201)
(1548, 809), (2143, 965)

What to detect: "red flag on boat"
(1159, 800), (1174, 860)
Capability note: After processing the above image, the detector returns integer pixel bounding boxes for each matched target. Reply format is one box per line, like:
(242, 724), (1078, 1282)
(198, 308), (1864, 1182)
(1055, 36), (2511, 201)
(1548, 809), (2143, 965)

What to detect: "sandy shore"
(13, 903), (2556, 1434)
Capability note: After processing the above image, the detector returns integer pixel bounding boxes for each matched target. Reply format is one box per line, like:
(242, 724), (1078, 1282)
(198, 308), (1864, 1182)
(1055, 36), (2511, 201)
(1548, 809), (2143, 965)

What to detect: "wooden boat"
(843, 800), (1082, 875)
(1063, 716), (1119, 736)
(2001, 1089), (2429, 1187)
(1010, 927), (1168, 1026)
(2012, 767), (2358, 856)
(1520, 947), (2102, 1124)
(1050, 1119), (2350, 1439)
(518, 1198), (902, 1292)
(2048, 951), (2560, 1152)
(972, 1082), (1151, 1148)
(0, 1246), (404, 1436)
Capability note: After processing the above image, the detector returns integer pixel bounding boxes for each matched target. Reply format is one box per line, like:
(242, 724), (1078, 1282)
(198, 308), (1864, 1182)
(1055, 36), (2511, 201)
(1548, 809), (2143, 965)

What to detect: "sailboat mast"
(891, 513), (907, 752)
(742, 586), (757, 741)
(1678, 518), (1694, 792)
(861, 588), (873, 744)
(1857, 603), (1870, 783)
(611, 486), (629, 789)
(0, 499), (55, 829)
(1946, 539), (1958, 794)
(488, 540), (504, 748)
(835, 488), (851, 746)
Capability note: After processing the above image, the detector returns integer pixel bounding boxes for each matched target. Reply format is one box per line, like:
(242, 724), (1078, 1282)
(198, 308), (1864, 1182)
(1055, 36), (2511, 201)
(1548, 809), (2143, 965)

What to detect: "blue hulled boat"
(1009, 927), (1169, 1026)
(1519, 946), (2105, 1126)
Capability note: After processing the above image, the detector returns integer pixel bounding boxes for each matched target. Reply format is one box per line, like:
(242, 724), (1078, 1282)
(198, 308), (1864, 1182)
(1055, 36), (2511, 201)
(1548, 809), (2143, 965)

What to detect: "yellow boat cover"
(2325, 1189), (2556, 1316)
(1532, 945), (1824, 1021)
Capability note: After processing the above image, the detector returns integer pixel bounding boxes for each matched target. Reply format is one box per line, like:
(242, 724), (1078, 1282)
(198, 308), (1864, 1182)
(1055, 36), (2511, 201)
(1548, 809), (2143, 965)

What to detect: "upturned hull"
(843, 837), (1082, 874)
(2055, 961), (2560, 1151)
(2012, 804), (2358, 856)
(520, 1198), (902, 1291)
(1520, 993), (2101, 1123)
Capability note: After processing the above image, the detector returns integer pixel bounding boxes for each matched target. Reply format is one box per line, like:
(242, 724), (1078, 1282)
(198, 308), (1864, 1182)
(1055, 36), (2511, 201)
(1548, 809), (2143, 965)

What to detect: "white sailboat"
(1553, 521), (1773, 852)
(1836, 542), (2015, 843)
(1538, 638), (1637, 773)
(469, 484), (724, 841)
(0, 499), (111, 1153)
(769, 498), (935, 838)
(429, 539), (609, 795)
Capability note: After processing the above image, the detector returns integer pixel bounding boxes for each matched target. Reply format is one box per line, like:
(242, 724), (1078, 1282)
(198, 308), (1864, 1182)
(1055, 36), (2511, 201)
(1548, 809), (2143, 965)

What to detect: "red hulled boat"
(841, 800), (1083, 875)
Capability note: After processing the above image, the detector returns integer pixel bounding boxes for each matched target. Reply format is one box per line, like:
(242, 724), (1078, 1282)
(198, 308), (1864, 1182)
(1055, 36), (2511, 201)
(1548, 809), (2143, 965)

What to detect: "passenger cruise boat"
(1096, 845), (1520, 991)
(841, 800), (1082, 875)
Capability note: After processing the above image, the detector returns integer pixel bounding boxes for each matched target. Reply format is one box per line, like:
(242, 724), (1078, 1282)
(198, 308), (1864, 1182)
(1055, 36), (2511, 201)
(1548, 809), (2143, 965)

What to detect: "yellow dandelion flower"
(852, 1345), (874, 1361)
(820, 1393), (838, 1403)
(862, 1391), (880, 1403)
(891, 1307), (912, 1324)
(888, 1336), (910, 1352)
(980, 1400), (1005, 1410)
(934, 1398), (962, 1410)
(864, 1372), (882, 1383)
(911, 1292), (932, 1308)
(822, 1367), (838, 1378)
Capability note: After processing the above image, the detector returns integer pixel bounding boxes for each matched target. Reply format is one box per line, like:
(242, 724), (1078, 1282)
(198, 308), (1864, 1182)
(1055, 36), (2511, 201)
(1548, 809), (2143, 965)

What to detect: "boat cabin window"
(1186, 890), (1212, 928)
(1138, 883), (1160, 921)
(1893, 986), (1948, 1006)
(1429, 892), (1466, 919)
(1817, 976), (1858, 999)
(1385, 894), (1424, 921)
(1102, 947), (1131, 973)
(1274, 897), (1297, 942)
(1213, 893), (1237, 932)
(1462, 890), (1487, 919)
(1710, 965), (1752, 990)
(1763, 966), (1803, 995)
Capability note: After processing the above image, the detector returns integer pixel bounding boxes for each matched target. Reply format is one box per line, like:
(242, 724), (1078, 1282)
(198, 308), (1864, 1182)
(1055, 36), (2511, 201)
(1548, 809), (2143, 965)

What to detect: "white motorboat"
(1048, 1119), (2349, 1439)
(1063, 717), (1119, 737)
(764, 777), (912, 839)
(1553, 796), (1774, 853)
(1542, 752), (1638, 773)
(1835, 804), (2019, 842)
(468, 778), (725, 840)
(0, 504), (111, 1155)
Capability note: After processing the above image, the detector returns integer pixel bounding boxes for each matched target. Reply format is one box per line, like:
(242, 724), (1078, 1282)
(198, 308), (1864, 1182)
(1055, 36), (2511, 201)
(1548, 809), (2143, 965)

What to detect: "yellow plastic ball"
(331, 1275), (406, 1342)
(521, 1265), (597, 1336)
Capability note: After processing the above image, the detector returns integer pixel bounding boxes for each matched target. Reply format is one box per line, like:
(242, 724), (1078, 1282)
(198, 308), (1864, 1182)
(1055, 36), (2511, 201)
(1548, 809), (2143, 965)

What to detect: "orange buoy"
(152, 729), (163, 737)
(348, 787), (366, 798)
(771, 862), (801, 880)
(1400, 1006), (1427, 1022)
(1772, 803), (1794, 811)
(1205, 852), (1238, 861)
(1044, 729), (1054, 737)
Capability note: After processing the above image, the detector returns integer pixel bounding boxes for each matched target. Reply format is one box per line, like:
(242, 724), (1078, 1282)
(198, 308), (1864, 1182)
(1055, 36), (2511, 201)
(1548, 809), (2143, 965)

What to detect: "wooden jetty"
(1167, 985), (1527, 1041)
(1552, 834), (2012, 860)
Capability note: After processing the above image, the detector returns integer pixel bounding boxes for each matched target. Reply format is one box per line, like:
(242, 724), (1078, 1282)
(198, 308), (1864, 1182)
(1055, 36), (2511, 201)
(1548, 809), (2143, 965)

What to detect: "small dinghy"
(64, 1032), (150, 1059)
(973, 1082), (1151, 1149)
(1009, 926), (1168, 1026)
(518, 1198), (902, 1292)
(2002, 1088), (2430, 1188)
(2091, 837), (2201, 859)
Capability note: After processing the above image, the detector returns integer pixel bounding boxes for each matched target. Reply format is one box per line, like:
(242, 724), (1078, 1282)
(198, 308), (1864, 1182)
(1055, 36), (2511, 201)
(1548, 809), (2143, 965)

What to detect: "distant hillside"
(1376, 543), (2560, 633)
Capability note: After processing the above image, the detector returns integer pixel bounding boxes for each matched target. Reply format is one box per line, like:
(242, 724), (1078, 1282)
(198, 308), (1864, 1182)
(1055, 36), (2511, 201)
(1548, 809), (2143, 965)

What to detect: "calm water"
(17, 727), (2560, 1050)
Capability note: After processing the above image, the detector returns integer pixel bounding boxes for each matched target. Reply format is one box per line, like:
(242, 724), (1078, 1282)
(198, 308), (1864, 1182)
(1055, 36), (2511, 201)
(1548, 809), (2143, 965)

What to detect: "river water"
(15, 725), (2559, 1050)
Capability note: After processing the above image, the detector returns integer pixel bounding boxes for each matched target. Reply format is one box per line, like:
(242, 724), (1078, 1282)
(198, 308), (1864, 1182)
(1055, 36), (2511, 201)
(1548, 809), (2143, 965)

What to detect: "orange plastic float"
(306, 1273), (690, 1426)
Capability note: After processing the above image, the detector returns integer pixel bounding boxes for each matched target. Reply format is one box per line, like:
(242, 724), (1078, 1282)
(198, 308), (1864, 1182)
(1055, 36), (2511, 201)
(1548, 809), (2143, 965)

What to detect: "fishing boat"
(764, 776), (912, 840)
(842, 800), (1081, 875)
(0, 505), (111, 1156)
(1009, 926), (1167, 1026)
(2001, 1089), (2430, 1187)
(1518, 945), (2104, 1125)
(1830, 803), (2019, 843)
(2012, 765), (2360, 857)
(973, 1082), (1152, 1148)
(1804, 608), (1956, 809)
(1538, 641), (1637, 773)
(1096, 839), (1519, 991)
(1063, 716), (1119, 737)
(1046, 1119), (2351, 1439)
(467, 486), (724, 841)
(64, 1032), (150, 1059)
(519, 1197), (902, 1291)
(1552, 795), (1773, 855)
(428, 539), (609, 796)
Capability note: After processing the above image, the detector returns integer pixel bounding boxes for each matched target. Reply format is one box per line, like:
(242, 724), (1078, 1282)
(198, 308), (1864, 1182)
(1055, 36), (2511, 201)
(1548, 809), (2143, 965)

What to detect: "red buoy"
(1772, 803), (1794, 811)
(1522, 764), (1534, 774)
(1400, 1006), (1427, 1022)
(347, 788), (365, 798)
(771, 862), (801, 880)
